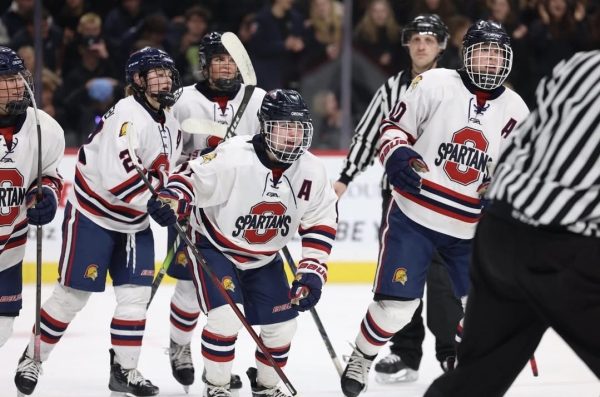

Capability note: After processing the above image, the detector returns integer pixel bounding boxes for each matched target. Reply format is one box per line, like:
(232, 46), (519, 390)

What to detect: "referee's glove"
(385, 147), (428, 194)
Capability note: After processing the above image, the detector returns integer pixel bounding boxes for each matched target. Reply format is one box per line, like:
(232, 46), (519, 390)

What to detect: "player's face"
(271, 121), (305, 152)
(469, 43), (505, 74)
(209, 54), (238, 82)
(407, 34), (441, 72)
(0, 74), (26, 115)
(145, 67), (173, 94)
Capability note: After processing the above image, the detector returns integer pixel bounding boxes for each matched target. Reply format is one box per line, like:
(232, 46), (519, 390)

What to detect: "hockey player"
(0, 47), (64, 349)
(147, 89), (338, 397)
(166, 31), (266, 391)
(14, 47), (183, 397)
(340, 20), (530, 397)
(334, 15), (463, 383)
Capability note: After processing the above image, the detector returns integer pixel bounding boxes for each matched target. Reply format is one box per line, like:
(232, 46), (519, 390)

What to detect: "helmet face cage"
(263, 120), (313, 163)
(463, 41), (513, 90)
(401, 14), (449, 50)
(0, 46), (32, 115)
(199, 32), (240, 92)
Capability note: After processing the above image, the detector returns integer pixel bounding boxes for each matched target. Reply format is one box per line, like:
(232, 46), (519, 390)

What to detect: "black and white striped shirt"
(338, 70), (413, 191)
(488, 50), (600, 237)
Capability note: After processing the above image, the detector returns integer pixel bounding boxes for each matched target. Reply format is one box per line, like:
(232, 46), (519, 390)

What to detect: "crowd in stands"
(2, 0), (599, 148)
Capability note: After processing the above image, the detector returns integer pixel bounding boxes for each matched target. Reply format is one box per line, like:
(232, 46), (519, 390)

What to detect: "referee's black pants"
(380, 189), (463, 370)
(425, 210), (600, 397)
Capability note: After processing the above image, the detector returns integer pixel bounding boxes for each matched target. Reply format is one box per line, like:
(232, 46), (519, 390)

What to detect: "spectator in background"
(440, 15), (471, 69)
(120, 13), (173, 66)
(62, 12), (109, 78)
(2, 0), (33, 38)
(353, 0), (402, 76)
(412, 0), (456, 25)
(525, 0), (589, 104)
(248, 0), (306, 91)
(9, 8), (63, 72)
(103, 0), (148, 68)
(301, 0), (343, 73)
(312, 89), (341, 148)
(62, 77), (122, 146)
(169, 5), (211, 85)
(54, 0), (89, 34)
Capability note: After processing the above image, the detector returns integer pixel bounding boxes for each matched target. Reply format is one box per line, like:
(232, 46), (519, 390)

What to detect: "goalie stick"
(125, 123), (301, 396)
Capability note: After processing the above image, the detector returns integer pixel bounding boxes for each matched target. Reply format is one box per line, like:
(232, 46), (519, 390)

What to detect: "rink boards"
(22, 152), (383, 284)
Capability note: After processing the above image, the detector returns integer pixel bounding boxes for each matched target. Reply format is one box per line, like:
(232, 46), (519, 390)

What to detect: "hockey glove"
(147, 189), (184, 227)
(290, 261), (326, 312)
(26, 186), (58, 226)
(385, 146), (427, 195)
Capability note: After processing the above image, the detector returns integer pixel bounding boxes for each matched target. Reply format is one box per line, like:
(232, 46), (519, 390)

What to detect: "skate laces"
(16, 356), (42, 381)
(125, 368), (151, 386)
(253, 384), (288, 397)
(169, 342), (193, 369)
(343, 347), (372, 389)
(206, 384), (231, 397)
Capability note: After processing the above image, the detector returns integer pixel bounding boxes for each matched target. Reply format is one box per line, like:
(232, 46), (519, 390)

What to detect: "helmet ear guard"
(0, 46), (32, 116)
(259, 89), (314, 164)
(461, 20), (513, 90)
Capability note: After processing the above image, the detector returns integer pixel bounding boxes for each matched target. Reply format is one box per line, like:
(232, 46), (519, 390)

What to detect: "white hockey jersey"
(378, 69), (530, 239)
(172, 83), (266, 161)
(0, 108), (64, 271)
(70, 95), (182, 232)
(168, 136), (338, 270)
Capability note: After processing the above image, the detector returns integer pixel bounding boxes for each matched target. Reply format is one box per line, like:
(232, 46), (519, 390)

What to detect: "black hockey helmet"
(258, 89), (313, 163)
(125, 47), (182, 107)
(401, 14), (449, 49)
(198, 31), (240, 92)
(462, 20), (513, 90)
(0, 46), (32, 115)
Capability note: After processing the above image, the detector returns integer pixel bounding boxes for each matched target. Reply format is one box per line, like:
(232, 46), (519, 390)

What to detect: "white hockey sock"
(27, 283), (91, 361)
(112, 285), (150, 369)
(170, 280), (200, 346)
(0, 316), (15, 347)
(355, 299), (420, 357)
(256, 319), (297, 388)
(202, 305), (243, 386)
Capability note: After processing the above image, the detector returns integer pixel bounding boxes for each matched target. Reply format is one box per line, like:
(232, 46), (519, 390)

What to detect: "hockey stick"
(180, 118), (227, 138)
(125, 124), (300, 396)
(146, 234), (180, 308)
(221, 32), (257, 140)
(281, 246), (344, 377)
(20, 74), (43, 363)
(530, 354), (538, 377)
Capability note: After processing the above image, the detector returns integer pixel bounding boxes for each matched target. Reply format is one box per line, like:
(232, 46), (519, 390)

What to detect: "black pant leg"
(426, 214), (547, 397)
(426, 253), (463, 363)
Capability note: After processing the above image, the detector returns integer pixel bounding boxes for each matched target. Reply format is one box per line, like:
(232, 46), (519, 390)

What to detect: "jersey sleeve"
(166, 149), (235, 208)
(298, 167), (338, 282)
(377, 74), (434, 167)
(98, 115), (164, 204)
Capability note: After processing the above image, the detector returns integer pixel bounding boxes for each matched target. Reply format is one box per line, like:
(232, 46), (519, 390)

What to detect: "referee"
(334, 14), (462, 380)
(425, 50), (600, 396)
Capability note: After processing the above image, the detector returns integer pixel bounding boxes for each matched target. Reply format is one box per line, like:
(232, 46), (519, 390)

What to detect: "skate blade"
(375, 370), (419, 384)
(183, 385), (189, 394)
(109, 392), (137, 397)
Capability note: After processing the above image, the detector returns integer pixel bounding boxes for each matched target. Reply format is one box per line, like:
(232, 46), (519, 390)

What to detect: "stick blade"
(222, 32), (257, 86)
(181, 118), (227, 139)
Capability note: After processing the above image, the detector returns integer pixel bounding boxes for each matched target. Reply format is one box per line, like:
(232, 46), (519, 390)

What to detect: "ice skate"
(246, 367), (289, 396)
(169, 339), (194, 392)
(202, 368), (243, 391)
(108, 349), (159, 396)
(374, 353), (418, 383)
(14, 349), (42, 396)
(203, 381), (232, 397)
(341, 347), (374, 397)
